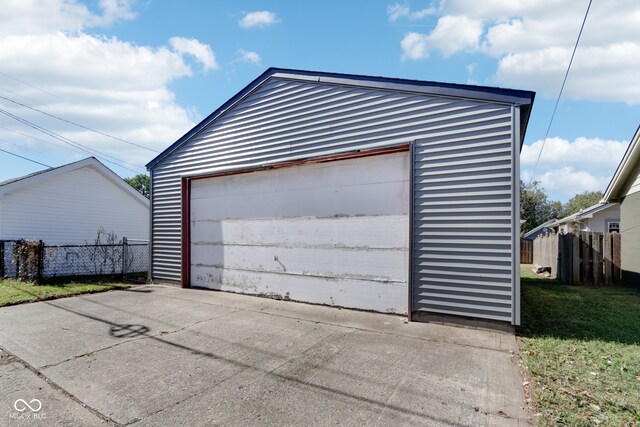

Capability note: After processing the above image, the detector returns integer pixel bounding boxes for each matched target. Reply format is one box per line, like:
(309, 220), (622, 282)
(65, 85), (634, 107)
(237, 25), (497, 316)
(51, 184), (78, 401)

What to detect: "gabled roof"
(0, 157), (149, 207)
(147, 67), (535, 170)
(524, 218), (558, 239)
(555, 202), (618, 225)
(603, 125), (640, 202)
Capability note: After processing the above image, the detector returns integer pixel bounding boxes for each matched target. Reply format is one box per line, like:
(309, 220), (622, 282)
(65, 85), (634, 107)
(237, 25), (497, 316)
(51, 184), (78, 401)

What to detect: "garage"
(187, 150), (410, 313)
(148, 68), (534, 325)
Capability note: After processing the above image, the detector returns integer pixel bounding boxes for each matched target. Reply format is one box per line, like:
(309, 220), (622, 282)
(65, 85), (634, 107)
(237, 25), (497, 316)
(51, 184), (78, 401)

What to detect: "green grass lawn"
(518, 264), (640, 426)
(0, 278), (130, 307)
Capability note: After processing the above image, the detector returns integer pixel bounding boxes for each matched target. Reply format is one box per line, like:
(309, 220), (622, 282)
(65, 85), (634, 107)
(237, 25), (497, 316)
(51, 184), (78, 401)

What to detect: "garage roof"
(147, 67), (535, 170)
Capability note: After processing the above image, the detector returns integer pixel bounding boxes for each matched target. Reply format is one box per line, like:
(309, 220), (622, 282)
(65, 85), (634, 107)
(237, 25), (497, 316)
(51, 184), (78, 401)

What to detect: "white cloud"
(387, 3), (436, 22)
(537, 167), (608, 196)
(169, 37), (218, 71)
(97, 0), (137, 26)
(0, 0), (136, 36)
(236, 49), (261, 65)
(397, 0), (640, 103)
(521, 137), (628, 199)
(387, 3), (410, 22)
(0, 1), (223, 173)
(401, 33), (430, 60)
(239, 11), (280, 29)
(401, 15), (482, 59)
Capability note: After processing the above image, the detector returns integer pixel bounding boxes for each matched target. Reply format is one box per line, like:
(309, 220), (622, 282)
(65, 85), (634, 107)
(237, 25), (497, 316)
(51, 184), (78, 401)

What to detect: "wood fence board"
(532, 231), (621, 286)
(583, 231), (592, 285)
(612, 233), (621, 284)
(604, 233), (612, 285)
(521, 239), (533, 264)
(593, 232), (603, 286)
(572, 233), (581, 285)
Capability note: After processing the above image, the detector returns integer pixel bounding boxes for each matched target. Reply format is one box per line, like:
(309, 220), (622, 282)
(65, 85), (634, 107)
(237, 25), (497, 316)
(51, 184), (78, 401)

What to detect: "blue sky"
(0, 0), (639, 201)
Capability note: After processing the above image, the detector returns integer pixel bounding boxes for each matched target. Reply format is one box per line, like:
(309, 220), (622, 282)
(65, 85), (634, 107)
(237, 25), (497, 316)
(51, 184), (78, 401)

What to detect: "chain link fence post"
(0, 241), (4, 278)
(122, 237), (128, 281)
(36, 240), (44, 284)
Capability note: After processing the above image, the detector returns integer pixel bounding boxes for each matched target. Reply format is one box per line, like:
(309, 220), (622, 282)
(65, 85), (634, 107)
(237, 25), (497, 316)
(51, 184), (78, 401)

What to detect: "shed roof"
(603, 125), (640, 202)
(147, 67), (535, 170)
(0, 157), (149, 207)
(523, 218), (558, 239)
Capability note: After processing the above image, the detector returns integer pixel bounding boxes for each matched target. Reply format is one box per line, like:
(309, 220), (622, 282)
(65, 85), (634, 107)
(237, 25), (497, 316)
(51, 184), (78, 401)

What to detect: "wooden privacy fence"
(533, 234), (558, 275)
(532, 232), (621, 285)
(520, 239), (533, 264)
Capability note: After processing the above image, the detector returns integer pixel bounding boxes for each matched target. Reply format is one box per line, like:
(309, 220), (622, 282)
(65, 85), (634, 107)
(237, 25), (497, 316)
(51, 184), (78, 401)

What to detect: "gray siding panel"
(412, 107), (515, 323)
(151, 76), (518, 323)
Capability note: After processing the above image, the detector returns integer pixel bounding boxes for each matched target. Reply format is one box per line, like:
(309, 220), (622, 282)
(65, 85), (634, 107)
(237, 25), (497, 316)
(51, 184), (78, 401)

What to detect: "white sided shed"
(0, 157), (149, 244)
(147, 68), (535, 325)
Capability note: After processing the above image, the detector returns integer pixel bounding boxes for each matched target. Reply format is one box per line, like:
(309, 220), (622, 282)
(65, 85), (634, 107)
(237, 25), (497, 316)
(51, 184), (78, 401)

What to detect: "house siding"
(151, 76), (521, 323)
(621, 192), (640, 288)
(622, 162), (640, 197)
(587, 205), (620, 233)
(1, 166), (149, 244)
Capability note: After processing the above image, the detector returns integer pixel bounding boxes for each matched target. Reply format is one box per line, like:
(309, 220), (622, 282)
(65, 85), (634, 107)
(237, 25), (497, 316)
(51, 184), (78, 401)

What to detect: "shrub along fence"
(532, 232), (621, 285)
(0, 238), (148, 283)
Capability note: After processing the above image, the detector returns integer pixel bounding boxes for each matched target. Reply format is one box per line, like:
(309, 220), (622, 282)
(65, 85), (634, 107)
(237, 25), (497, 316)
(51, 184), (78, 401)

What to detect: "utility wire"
(0, 147), (51, 168)
(0, 94), (159, 153)
(0, 137), (60, 163)
(0, 125), (83, 155)
(0, 71), (60, 100)
(527, 0), (592, 187)
(0, 108), (145, 174)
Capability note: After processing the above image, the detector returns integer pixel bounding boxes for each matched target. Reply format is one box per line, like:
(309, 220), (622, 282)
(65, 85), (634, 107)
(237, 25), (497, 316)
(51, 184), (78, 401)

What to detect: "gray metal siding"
(411, 106), (515, 322)
(151, 76), (518, 322)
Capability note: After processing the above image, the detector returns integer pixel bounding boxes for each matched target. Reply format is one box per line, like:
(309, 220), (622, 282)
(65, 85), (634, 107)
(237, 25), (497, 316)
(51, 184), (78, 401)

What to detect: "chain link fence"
(0, 238), (148, 282)
(0, 240), (18, 278)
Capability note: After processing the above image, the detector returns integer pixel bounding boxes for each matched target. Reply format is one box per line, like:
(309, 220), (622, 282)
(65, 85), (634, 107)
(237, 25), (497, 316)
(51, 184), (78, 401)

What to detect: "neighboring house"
(552, 203), (620, 235)
(0, 157), (149, 244)
(603, 125), (640, 288)
(146, 67), (535, 325)
(523, 218), (558, 240)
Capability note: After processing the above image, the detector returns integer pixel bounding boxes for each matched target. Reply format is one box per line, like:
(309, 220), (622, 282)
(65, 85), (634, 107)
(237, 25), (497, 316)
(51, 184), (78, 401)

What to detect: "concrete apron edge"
(142, 284), (518, 354)
(0, 345), (123, 427)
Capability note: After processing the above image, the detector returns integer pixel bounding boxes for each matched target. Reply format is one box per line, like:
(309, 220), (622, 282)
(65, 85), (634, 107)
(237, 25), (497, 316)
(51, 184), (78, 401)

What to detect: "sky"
(0, 0), (638, 202)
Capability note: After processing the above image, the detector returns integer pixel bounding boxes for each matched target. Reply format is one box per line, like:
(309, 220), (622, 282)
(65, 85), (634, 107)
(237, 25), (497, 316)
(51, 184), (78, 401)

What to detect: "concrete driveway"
(0, 285), (529, 426)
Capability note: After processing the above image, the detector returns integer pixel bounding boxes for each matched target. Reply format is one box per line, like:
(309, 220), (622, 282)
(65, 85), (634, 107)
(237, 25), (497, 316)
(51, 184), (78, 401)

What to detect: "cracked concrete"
(0, 285), (530, 426)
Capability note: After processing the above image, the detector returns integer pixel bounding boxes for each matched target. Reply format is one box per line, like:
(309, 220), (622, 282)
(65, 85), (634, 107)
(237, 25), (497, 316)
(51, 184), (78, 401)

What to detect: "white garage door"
(189, 151), (410, 314)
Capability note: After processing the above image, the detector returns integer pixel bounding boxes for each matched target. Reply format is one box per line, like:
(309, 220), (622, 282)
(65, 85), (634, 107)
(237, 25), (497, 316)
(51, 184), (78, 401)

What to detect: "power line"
(527, 0), (592, 187)
(0, 70), (60, 100)
(0, 93), (159, 153)
(0, 147), (51, 168)
(0, 107), (145, 174)
(0, 137), (60, 163)
(0, 125), (78, 153)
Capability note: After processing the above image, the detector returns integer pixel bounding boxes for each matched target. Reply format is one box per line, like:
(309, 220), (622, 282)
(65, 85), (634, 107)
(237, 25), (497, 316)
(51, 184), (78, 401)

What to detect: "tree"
(561, 190), (603, 217)
(124, 174), (150, 198)
(520, 180), (560, 235)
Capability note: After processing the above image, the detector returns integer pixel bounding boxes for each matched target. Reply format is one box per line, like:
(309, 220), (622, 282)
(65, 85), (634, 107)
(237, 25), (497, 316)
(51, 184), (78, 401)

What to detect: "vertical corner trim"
(512, 106), (522, 326)
(181, 177), (191, 288)
(407, 141), (415, 322)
